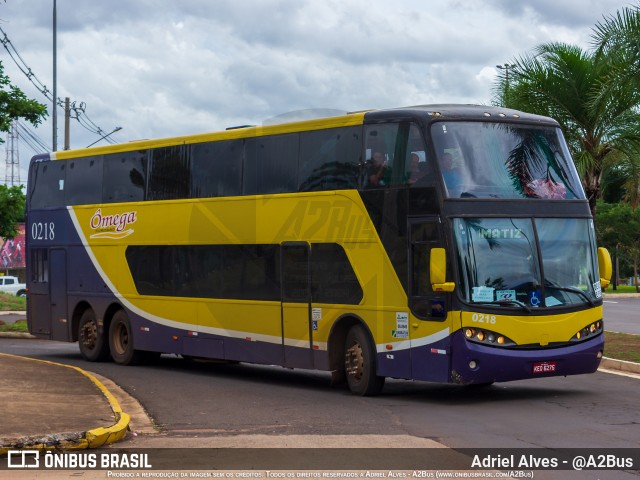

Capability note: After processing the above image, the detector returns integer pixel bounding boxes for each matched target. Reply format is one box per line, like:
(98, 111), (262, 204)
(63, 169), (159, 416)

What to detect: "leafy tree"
(0, 60), (46, 238)
(493, 5), (640, 217)
(596, 201), (640, 291)
(0, 184), (25, 239)
(0, 60), (47, 140)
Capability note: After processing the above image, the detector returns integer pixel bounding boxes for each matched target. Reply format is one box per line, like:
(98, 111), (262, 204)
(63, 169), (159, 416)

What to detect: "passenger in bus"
(407, 151), (428, 185)
(367, 151), (390, 187)
(441, 152), (462, 191)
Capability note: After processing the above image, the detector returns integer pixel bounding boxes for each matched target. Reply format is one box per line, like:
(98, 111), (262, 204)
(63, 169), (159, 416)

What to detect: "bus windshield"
(454, 218), (601, 308)
(431, 122), (585, 200)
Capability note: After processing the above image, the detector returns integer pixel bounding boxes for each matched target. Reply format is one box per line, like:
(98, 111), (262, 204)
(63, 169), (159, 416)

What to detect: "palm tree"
(493, 6), (640, 217)
(593, 5), (640, 100)
(593, 5), (640, 209)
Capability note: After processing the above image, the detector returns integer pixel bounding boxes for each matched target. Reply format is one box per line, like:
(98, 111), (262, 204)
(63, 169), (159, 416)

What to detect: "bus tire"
(109, 310), (145, 365)
(78, 309), (110, 362)
(344, 324), (385, 396)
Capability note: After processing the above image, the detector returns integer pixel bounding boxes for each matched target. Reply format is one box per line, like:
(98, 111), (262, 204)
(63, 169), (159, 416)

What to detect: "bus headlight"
(571, 321), (603, 342)
(463, 328), (515, 347)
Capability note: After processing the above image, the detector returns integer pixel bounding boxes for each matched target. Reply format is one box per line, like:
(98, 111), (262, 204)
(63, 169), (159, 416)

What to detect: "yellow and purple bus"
(26, 105), (612, 395)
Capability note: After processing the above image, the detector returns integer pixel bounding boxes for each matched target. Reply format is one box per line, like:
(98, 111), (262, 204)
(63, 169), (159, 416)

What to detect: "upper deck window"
(430, 122), (585, 200)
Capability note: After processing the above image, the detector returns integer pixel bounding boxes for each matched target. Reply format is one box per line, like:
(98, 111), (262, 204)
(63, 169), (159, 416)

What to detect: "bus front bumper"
(450, 330), (604, 384)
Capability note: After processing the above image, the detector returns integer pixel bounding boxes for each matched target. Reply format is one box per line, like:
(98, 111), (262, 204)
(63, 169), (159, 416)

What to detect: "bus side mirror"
(431, 247), (455, 293)
(598, 247), (612, 289)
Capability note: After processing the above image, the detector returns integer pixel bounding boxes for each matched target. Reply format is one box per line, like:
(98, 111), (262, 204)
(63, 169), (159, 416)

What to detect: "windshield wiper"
(472, 300), (531, 313)
(544, 281), (596, 307)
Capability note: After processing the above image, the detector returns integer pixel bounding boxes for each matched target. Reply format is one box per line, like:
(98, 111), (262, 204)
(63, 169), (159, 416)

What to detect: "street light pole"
(496, 63), (516, 87)
(86, 127), (122, 148)
(496, 63), (516, 106)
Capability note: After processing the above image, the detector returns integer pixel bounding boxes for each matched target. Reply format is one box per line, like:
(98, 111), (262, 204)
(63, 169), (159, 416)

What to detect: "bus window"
(148, 146), (191, 200)
(103, 150), (148, 203)
(244, 134), (299, 195)
(298, 127), (361, 191)
(310, 243), (362, 304)
(29, 160), (66, 209)
(404, 124), (431, 187)
(191, 140), (242, 198)
(431, 122), (584, 199)
(66, 156), (103, 205)
(364, 124), (400, 188)
(409, 218), (446, 319)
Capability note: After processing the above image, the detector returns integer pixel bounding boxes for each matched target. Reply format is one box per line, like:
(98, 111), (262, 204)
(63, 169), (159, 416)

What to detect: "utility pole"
(5, 120), (20, 186)
(52, 0), (58, 152)
(64, 97), (70, 150)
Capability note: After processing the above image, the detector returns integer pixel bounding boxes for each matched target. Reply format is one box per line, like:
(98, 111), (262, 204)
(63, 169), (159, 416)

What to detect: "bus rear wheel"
(109, 310), (146, 365)
(78, 309), (110, 362)
(344, 324), (385, 396)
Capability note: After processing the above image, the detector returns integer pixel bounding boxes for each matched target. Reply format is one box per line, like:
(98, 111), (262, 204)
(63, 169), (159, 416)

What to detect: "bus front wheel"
(109, 310), (146, 365)
(78, 309), (110, 362)
(344, 324), (385, 396)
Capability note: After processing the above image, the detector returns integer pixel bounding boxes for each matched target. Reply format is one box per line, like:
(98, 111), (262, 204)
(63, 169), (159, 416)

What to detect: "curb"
(0, 332), (36, 339)
(0, 353), (130, 455)
(600, 356), (640, 375)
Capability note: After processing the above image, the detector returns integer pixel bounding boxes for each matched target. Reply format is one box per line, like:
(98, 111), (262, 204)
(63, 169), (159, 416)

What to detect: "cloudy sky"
(0, 0), (629, 182)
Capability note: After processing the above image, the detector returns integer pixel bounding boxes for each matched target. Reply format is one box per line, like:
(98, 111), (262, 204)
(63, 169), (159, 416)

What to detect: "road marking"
(599, 368), (640, 380)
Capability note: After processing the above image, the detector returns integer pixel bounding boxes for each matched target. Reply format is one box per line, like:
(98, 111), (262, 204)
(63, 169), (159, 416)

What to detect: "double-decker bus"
(26, 104), (612, 395)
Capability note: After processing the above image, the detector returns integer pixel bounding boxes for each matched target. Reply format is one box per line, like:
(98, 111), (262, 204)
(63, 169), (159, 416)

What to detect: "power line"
(16, 121), (49, 154)
(0, 25), (121, 147)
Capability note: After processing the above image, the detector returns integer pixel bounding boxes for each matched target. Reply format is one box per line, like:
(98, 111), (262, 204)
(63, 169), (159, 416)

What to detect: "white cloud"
(0, 0), (632, 183)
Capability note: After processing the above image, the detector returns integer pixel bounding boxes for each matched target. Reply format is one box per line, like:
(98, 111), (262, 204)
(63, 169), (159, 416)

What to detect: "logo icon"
(89, 208), (137, 239)
(7, 450), (39, 469)
(529, 290), (541, 307)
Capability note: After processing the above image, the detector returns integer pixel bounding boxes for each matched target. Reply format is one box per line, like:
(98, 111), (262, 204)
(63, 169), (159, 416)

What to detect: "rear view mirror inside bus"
(430, 247), (455, 292)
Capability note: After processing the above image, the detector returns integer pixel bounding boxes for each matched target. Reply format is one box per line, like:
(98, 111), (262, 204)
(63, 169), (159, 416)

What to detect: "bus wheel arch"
(76, 304), (110, 362)
(328, 315), (385, 396)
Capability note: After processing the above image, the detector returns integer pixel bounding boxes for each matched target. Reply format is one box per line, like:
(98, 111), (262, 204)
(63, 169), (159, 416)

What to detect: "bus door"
(49, 248), (70, 341)
(408, 217), (451, 382)
(281, 242), (314, 369)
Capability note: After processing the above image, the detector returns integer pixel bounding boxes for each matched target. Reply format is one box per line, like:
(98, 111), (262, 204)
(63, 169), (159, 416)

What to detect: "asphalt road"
(3, 300), (638, 478)
(603, 297), (640, 334)
(1, 337), (638, 452)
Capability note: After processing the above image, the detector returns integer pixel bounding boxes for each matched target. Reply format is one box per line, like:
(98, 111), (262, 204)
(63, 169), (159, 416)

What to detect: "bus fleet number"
(31, 222), (55, 241)
(471, 313), (496, 324)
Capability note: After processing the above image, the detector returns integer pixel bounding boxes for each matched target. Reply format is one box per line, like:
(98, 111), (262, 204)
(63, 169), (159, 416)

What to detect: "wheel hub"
(80, 321), (97, 350)
(345, 342), (364, 380)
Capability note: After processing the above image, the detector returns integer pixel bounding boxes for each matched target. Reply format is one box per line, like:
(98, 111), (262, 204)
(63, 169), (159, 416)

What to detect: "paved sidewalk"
(0, 353), (130, 454)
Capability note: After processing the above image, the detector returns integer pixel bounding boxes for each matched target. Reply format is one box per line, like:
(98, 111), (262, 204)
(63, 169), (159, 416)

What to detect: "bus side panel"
(27, 294), (52, 338)
(108, 302), (287, 366)
(376, 347), (412, 380)
(27, 208), (78, 340)
(408, 337), (452, 383)
(312, 349), (330, 371)
(182, 337), (224, 358)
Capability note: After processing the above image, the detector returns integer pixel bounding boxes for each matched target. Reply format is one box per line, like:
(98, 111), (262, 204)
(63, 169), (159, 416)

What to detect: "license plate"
(532, 361), (557, 373)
